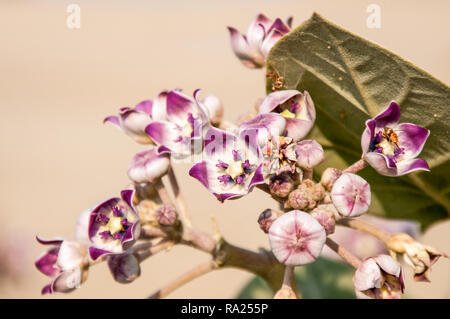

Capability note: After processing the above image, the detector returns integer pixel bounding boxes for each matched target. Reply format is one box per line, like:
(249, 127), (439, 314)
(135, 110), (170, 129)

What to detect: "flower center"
(216, 151), (255, 186)
(97, 205), (131, 241)
(226, 161), (244, 180)
(180, 122), (193, 138)
(370, 127), (404, 161)
(280, 109), (296, 118)
(106, 216), (124, 236)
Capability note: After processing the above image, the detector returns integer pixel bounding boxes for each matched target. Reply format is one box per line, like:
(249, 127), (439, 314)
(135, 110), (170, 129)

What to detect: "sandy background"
(1, 0), (449, 298)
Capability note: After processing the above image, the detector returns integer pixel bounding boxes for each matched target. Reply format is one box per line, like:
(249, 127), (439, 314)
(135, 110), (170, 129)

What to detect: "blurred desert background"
(1, 0), (449, 298)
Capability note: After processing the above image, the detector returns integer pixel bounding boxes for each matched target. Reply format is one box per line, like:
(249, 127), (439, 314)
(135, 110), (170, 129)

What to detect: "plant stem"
(140, 226), (170, 239)
(337, 218), (392, 243)
(282, 265), (295, 287)
(149, 261), (218, 299)
(154, 179), (175, 207)
(325, 237), (362, 269)
(303, 168), (313, 180)
(167, 167), (192, 227)
(343, 158), (368, 174)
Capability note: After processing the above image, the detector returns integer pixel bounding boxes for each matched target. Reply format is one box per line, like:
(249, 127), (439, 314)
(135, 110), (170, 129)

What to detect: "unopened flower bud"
(155, 205), (178, 226)
(269, 173), (294, 198)
(127, 147), (170, 183)
(137, 199), (161, 226)
(295, 140), (325, 170)
(387, 233), (448, 282)
(269, 210), (326, 266)
(331, 173), (371, 217)
(320, 168), (342, 191)
(310, 208), (335, 235)
(257, 209), (284, 233)
(107, 253), (141, 284)
(310, 183), (326, 201)
(300, 179), (315, 188)
(285, 188), (310, 210)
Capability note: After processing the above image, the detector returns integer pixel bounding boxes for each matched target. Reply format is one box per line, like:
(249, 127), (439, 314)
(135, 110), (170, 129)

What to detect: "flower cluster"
(34, 12), (446, 300)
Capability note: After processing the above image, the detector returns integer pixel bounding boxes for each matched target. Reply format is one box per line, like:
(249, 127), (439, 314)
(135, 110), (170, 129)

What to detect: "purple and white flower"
(258, 90), (316, 141)
(354, 254), (404, 299)
(189, 127), (264, 202)
(227, 13), (292, 68)
(104, 91), (168, 144)
(74, 208), (92, 247)
(331, 173), (371, 217)
(88, 189), (141, 260)
(35, 237), (88, 295)
(201, 93), (224, 126)
(268, 210), (326, 266)
(127, 147), (170, 184)
(145, 90), (210, 157)
(239, 113), (286, 148)
(361, 101), (430, 176)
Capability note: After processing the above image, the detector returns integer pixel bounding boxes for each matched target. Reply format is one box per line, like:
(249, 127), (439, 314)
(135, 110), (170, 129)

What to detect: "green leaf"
(266, 13), (450, 229)
(237, 258), (355, 299)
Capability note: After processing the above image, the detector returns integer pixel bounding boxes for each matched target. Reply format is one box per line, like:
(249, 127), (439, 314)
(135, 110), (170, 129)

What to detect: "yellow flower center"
(226, 161), (244, 180)
(280, 109), (296, 118)
(377, 139), (395, 156)
(106, 216), (124, 236)
(180, 122), (193, 138)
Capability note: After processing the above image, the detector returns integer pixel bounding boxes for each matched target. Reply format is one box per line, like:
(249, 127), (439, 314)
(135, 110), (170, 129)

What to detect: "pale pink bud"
(320, 168), (342, 191)
(285, 188), (310, 210)
(268, 210), (326, 266)
(295, 140), (325, 169)
(269, 173), (294, 198)
(331, 173), (371, 217)
(155, 205), (178, 226)
(310, 183), (326, 201)
(257, 209), (284, 233)
(310, 208), (335, 235)
(107, 253), (141, 284)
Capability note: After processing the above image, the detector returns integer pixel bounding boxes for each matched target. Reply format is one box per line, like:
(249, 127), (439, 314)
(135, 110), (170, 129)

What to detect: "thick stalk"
(343, 158), (368, 174)
(303, 169), (313, 180)
(326, 237), (362, 269)
(154, 179), (175, 207)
